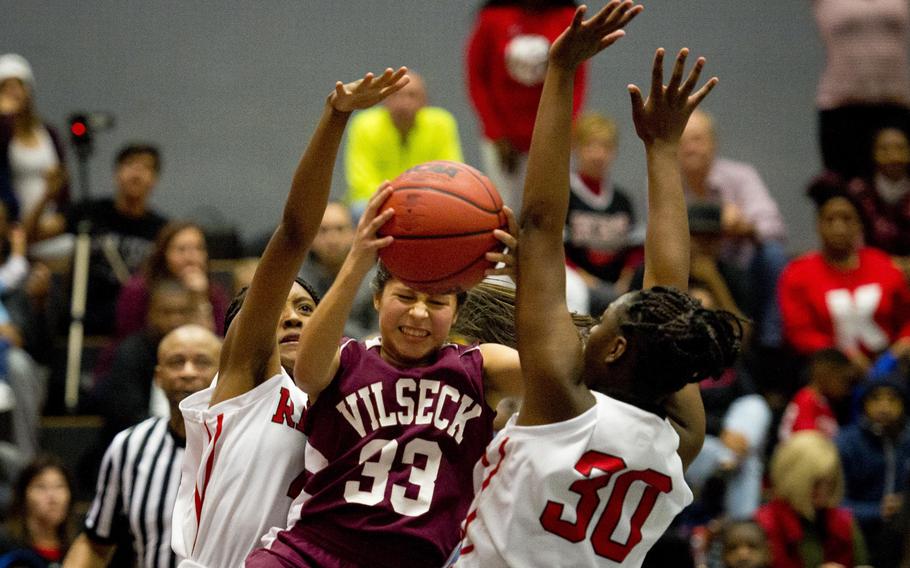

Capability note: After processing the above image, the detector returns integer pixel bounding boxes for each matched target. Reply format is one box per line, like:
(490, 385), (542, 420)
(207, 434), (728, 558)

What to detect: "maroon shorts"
(246, 537), (360, 568)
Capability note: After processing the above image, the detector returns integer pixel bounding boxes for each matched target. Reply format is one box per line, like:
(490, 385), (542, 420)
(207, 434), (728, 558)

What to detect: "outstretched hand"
(347, 183), (395, 271)
(629, 48), (718, 146)
(330, 67), (410, 113)
(549, 1), (643, 70)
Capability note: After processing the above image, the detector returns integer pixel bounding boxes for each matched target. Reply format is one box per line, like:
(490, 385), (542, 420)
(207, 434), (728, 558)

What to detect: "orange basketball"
(377, 161), (507, 294)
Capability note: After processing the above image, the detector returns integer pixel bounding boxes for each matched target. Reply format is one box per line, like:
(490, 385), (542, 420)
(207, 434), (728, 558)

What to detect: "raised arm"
(212, 69), (408, 405)
(516, 2), (642, 426)
(293, 185), (394, 400)
(629, 49), (718, 468)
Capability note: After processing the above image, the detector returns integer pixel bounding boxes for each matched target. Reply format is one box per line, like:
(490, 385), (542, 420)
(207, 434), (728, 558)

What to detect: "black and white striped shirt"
(84, 416), (184, 568)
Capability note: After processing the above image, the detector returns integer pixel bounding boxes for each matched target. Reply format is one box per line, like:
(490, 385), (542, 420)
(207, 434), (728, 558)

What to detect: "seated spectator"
(0, 456), (73, 567)
(344, 71), (462, 215)
(756, 431), (868, 568)
(564, 112), (642, 314)
(779, 348), (861, 442)
(0, 54), (69, 232)
(718, 521), (770, 568)
(116, 221), (230, 338)
(632, 203), (754, 321)
(91, 280), (205, 445)
(298, 201), (376, 338)
(679, 109), (787, 348)
(836, 377), (910, 567)
(847, 127), (910, 266)
(35, 143), (168, 335)
(684, 284), (769, 521)
(779, 178), (910, 368)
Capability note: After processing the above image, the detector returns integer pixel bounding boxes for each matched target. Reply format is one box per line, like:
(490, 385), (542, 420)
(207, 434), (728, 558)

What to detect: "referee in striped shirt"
(64, 325), (221, 568)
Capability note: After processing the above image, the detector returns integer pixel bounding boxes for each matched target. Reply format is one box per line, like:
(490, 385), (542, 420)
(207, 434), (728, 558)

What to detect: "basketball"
(377, 161), (508, 294)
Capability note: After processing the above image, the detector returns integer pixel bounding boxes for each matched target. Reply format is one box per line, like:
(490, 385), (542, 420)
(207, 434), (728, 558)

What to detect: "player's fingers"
(688, 76), (719, 110)
(502, 206), (519, 236)
(358, 72), (374, 91)
(628, 84), (645, 115)
(373, 235), (394, 250)
(679, 56), (705, 97)
(485, 251), (514, 266)
(616, 4), (643, 28)
(666, 48), (689, 97)
(569, 5), (587, 31)
(492, 229), (517, 250)
(648, 48), (664, 101)
(598, 30), (625, 51)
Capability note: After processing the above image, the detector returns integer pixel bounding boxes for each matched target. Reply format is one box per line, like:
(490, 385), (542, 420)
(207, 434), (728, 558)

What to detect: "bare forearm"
(282, 103), (351, 244)
(294, 257), (368, 395)
(520, 65), (574, 232)
(642, 143), (689, 290)
(63, 534), (113, 568)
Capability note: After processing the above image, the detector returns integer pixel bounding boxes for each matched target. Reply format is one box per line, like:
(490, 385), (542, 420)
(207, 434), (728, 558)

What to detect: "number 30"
(539, 450), (672, 562)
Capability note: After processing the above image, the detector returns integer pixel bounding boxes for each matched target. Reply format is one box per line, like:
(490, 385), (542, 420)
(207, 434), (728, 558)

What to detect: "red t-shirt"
(466, 4), (586, 151)
(778, 386), (839, 441)
(778, 247), (910, 355)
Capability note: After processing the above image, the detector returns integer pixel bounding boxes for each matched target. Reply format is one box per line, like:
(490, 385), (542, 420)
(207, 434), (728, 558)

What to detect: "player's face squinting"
(374, 279), (457, 368)
(277, 283), (316, 370)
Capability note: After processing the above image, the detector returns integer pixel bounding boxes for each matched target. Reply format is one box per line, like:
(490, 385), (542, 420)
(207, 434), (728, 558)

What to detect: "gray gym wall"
(2, 1), (822, 253)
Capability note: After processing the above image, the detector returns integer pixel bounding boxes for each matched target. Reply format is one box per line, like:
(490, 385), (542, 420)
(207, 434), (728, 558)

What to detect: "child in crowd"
(778, 347), (862, 441)
(837, 377), (910, 568)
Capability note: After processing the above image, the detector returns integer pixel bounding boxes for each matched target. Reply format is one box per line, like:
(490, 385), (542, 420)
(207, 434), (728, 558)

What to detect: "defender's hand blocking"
(549, 1), (643, 70)
(330, 67), (410, 112)
(629, 48), (718, 146)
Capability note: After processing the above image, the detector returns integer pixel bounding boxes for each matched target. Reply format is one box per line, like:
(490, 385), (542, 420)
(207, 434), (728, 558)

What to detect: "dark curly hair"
(617, 286), (743, 400)
(224, 277), (321, 333)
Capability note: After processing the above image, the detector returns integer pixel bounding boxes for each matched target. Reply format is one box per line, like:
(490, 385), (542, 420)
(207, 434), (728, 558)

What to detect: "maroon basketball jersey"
(269, 338), (494, 568)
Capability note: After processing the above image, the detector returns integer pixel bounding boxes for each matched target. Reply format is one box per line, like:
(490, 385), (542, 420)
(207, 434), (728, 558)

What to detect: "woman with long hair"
(115, 220), (230, 337)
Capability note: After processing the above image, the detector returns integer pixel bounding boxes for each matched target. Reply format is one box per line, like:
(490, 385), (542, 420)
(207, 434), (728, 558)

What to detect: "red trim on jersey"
(461, 437), (509, 556)
(193, 413), (224, 552)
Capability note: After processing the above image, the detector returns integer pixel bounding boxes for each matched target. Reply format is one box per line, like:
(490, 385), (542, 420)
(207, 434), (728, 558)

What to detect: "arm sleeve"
(465, 12), (503, 142)
(344, 113), (386, 207)
(779, 265), (834, 354)
(83, 434), (128, 543)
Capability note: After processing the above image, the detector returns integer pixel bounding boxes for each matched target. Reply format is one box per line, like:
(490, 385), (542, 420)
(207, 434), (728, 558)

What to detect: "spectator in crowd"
(836, 376), (910, 567)
(65, 324), (220, 568)
(847, 126), (910, 267)
(813, 0), (910, 180)
(33, 143), (168, 336)
(755, 430), (867, 568)
(0, 456), (73, 568)
(679, 109), (786, 347)
(91, 280), (204, 447)
(297, 201), (376, 338)
(116, 221), (230, 338)
(779, 348), (861, 442)
(684, 284), (769, 521)
(344, 71), (462, 216)
(719, 521), (770, 568)
(564, 111), (642, 314)
(632, 203), (754, 322)
(0, 54), (69, 234)
(779, 178), (910, 368)
(465, 0), (584, 211)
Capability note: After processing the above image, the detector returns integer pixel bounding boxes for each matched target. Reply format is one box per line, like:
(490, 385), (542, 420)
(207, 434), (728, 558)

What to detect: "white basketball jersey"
(172, 370), (308, 568)
(457, 391), (692, 568)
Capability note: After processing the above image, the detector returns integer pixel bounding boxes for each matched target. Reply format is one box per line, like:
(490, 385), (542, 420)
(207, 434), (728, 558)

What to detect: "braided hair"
(617, 286), (742, 400)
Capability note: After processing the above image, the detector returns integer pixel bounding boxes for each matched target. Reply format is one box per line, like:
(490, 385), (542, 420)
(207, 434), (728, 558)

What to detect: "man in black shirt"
(66, 144), (168, 334)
